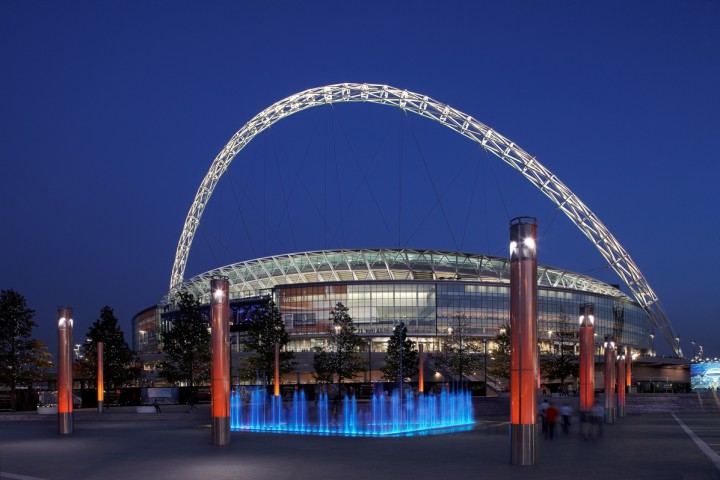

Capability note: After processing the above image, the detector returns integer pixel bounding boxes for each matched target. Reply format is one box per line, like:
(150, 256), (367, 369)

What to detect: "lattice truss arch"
(170, 83), (680, 355)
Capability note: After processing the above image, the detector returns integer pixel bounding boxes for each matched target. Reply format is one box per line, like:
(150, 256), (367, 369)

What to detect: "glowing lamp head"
(523, 237), (535, 250)
(509, 241), (517, 255)
(213, 288), (225, 303)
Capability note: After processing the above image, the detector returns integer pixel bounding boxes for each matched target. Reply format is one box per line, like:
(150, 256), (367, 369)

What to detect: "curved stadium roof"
(163, 248), (631, 306)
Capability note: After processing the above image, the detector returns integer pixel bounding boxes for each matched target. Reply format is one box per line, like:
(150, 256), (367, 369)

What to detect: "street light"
(483, 338), (488, 397)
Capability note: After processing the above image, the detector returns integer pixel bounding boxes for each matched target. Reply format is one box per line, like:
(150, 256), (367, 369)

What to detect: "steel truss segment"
(170, 83), (680, 355)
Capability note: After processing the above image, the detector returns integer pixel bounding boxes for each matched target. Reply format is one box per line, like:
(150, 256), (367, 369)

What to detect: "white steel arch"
(170, 83), (680, 356)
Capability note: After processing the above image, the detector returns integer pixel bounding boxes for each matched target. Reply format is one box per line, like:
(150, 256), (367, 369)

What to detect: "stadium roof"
(162, 248), (631, 306)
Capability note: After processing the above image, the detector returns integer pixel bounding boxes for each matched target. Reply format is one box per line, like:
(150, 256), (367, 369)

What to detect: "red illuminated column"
(57, 307), (73, 434)
(616, 349), (626, 418)
(274, 343), (280, 397)
(418, 343), (424, 394)
(97, 341), (104, 413)
(509, 217), (538, 466)
(626, 346), (632, 389)
(578, 304), (595, 413)
(211, 277), (230, 446)
(603, 336), (616, 424)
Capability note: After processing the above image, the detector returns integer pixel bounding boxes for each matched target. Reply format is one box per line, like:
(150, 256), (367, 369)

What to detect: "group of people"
(539, 397), (606, 441)
(538, 398), (573, 439)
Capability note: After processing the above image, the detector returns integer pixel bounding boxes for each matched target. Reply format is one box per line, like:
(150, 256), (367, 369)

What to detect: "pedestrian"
(539, 398), (550, 435)
(153, 398), (161, 413)
(560, 402), (572, 434)
(545, 402), (558, 440)
(591, 403), (604, 440)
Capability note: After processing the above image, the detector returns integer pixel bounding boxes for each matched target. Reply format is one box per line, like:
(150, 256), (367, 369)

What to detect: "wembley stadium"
(133, 247), (650, 359)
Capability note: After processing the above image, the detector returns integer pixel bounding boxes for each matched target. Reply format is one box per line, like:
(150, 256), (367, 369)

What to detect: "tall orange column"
(97, 341), (104, 413)
(57, 307), (73, 434)
(509, 217), (538, 466)
(274, 343), (280, 397)
(418, 343), (424, 394)
(578, 303), (595, 413)
(616, 349), (626, 418)
(211, 277), (230, 445)
(626, 346), (632, 389)
(603, 336), (616, 424)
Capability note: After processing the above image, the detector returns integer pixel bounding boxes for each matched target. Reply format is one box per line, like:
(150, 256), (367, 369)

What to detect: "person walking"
(560, 402), (572, 435)
(545, 402), (558, 440)
(539, 398), (550, 436)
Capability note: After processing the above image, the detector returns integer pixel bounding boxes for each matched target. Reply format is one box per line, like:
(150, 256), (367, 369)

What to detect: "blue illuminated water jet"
(230, 388), (473, 437)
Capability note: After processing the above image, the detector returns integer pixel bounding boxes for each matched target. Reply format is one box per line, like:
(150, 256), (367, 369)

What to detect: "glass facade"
(277, 280), (650, 352)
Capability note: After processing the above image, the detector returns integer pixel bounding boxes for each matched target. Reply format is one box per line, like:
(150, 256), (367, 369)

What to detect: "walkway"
(0, 407), (718, 480)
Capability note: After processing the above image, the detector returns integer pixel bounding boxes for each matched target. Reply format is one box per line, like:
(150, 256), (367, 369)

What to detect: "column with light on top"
(616, 349), (626, 418)
(211, 277), (230, 445)
(57, 307), (74, 434)
(509, 217), (538, 466)
(97, 342), (104, 413)
(578, 303), (595, 414)
(603, 336), (616, 424)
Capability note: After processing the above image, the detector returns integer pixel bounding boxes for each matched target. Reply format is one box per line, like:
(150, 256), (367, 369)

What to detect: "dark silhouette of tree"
(0, 289), (42, 411)
(436, 313), (484, 389)
(313, 303), (364, 394)
(488, 323), (511, 381)
(82, 306), (138, 388)
(541, 312), (579, 392)
(381, 322), (418, 385)
(239, 300), (295, 386)
(311, 347), (335, 384)
(158, 291), (210, 403)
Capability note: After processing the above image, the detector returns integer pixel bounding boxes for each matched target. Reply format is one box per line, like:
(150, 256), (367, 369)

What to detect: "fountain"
(230, 387), (474, 437)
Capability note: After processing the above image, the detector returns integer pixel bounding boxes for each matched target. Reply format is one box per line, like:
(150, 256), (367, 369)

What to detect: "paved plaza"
(1, 406), (719, 480)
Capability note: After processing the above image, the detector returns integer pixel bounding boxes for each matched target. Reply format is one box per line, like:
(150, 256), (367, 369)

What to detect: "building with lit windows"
(133, 248), (659, 386)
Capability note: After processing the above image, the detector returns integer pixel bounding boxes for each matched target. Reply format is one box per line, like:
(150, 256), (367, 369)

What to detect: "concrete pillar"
(604, 336), (616, 424)
(211, 277), (230, 445)
(509, 217), (538, 466)
(578, 303), (595, 413)
(57, 307), (73, 434)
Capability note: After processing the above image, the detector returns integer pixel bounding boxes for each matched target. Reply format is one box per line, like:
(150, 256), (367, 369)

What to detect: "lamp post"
(210, 277), (230, 446)
(578, 303), (595, 414)
(483, 338), (488, 397)
(603, 336), (616, 424)
(57, 307), (73, 434)
(509, 216), (538, 466)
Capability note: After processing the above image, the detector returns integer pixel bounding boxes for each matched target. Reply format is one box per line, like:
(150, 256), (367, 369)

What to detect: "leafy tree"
(82, 306), (138, 388)
(158, 291), (211, 402)
(381, 322), (418, 385)
(541, 312), (579, 392)
(0, 289), (39, 410)
(436, 313), (484, 388)
(238, 300), (295, 385)
(488, 323), (511, 381)
(311, 347), (335, 384)
(313, 303), (365, 393)
(21, 340), (53, 385)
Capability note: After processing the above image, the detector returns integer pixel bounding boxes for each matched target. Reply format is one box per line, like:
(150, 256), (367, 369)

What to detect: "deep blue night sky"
(1, 1), (718, 358)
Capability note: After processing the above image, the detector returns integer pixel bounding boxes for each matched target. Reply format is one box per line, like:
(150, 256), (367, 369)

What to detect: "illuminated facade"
(136, 248), (651, 355)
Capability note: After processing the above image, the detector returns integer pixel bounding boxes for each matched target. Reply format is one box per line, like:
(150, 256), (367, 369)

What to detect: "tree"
(436, 313), (484, 389)
(238, 300), (295, 386)
(488, 323), (511, 381)
(311, 347), (335, 384)
(313, 303), (364, 393)
(541, 312), (579, 392)
(158, 291), (211, 403)
(381, 322), (418, 385)
(82, 306), (138, 389)
(0, 289), (39, 410)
